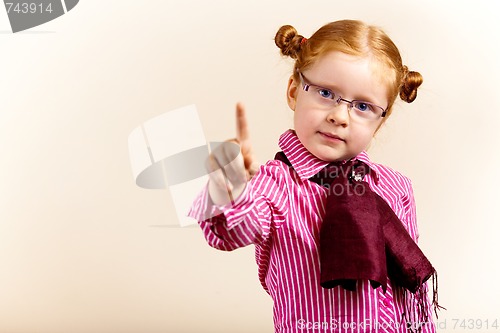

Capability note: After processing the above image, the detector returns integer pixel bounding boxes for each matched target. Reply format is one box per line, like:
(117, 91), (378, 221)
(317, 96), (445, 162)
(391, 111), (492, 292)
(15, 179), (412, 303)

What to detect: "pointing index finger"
(236, 102), (249, 143)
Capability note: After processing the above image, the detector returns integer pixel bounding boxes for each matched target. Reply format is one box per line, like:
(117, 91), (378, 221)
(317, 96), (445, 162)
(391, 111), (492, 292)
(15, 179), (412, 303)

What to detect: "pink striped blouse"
(188, 130), (436, 333)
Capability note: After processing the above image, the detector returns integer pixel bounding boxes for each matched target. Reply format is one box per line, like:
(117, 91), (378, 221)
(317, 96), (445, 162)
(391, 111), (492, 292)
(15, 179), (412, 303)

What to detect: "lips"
(319, 131), (345, 142)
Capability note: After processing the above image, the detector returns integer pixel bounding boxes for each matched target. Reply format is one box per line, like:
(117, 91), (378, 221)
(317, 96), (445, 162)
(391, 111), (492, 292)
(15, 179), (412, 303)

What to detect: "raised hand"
(206, 103), (258, 205)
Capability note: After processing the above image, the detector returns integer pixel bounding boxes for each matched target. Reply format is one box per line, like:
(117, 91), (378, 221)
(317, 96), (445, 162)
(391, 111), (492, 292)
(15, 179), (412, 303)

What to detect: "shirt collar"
(278, 129), (379, 181)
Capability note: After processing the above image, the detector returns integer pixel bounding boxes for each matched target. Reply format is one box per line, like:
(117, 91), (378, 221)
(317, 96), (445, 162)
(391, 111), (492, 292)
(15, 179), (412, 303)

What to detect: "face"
(287, 51), (388, 162)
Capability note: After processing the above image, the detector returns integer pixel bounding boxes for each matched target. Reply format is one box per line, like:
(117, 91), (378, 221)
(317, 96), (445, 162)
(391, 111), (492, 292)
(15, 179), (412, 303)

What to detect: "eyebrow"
(301, 72), (343, 94)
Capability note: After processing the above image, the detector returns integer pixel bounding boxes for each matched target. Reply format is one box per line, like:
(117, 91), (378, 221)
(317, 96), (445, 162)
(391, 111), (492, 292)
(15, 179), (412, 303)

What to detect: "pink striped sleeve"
(188, 161), (289, 251)
(403, 180), (437, 333)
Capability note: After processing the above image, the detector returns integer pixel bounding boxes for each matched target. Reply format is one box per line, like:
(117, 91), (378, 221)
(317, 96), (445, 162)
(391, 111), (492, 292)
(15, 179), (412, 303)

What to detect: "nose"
(326, 100), (350, 126)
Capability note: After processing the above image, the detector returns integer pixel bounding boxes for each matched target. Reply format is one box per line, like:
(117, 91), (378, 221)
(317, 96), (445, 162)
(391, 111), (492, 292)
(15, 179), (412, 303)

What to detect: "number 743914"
(452, 319), (498, 330)
(5, 2), (54, 14)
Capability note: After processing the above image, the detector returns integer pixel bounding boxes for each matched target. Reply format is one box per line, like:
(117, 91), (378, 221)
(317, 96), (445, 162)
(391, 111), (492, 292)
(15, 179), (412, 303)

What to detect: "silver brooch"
(351, 170), (364, 182)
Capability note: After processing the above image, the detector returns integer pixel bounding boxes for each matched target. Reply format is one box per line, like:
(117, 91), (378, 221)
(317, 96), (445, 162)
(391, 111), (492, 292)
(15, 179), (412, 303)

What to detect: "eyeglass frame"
(297, 71), (388, 118)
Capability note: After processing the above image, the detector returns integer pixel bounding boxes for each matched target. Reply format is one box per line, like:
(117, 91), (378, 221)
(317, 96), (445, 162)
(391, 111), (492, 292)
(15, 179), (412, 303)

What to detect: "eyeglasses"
(298, 72), (387, 122)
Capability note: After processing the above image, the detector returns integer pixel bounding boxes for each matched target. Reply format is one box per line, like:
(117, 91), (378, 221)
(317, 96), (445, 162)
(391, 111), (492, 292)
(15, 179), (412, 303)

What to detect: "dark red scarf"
(275, 151), (442, 331)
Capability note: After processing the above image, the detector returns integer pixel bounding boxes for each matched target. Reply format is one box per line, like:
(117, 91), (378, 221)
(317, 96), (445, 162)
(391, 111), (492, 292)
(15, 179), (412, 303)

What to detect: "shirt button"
(382, 298), (392, 307)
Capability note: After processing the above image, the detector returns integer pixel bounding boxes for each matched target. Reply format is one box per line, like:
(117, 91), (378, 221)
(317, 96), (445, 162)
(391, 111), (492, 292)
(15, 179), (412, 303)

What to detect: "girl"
(189, 20), (437, 333)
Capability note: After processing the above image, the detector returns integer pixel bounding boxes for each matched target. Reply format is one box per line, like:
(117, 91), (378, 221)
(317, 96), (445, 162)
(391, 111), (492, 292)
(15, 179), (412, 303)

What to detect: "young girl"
(189, 20), (437, 333)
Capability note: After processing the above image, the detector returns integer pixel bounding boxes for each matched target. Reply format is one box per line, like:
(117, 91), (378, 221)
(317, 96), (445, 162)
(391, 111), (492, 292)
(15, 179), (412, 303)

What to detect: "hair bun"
(275, 25), (305, 59)
(400, 66), (423, 103)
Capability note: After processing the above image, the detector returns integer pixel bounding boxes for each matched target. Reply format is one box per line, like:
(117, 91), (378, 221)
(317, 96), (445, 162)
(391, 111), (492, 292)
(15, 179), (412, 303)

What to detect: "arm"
(189, 161), (288, 251)
(188, 103), (287, 250)
(401, 178), (438, 333)
(400, 177), (419, 243)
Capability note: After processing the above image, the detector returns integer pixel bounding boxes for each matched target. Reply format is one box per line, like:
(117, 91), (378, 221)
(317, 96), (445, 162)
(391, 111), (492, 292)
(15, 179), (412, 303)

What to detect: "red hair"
(275, 20), (423, 118)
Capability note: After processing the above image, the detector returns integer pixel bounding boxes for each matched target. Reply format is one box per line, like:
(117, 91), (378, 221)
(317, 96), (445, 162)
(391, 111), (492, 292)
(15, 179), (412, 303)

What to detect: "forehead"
(305, 51), (392, 103)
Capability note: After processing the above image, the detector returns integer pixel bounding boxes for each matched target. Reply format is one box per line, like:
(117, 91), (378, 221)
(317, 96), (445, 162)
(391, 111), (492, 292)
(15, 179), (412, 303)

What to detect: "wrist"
(208, 180), (247, 206)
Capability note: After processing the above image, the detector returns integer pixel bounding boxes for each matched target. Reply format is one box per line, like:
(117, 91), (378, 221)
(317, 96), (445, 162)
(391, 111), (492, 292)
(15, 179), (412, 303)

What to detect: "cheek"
(293, 113), (302, 132)
(350, 125), (378, 147)
(293, 109), (313, 131)
(294, 101), (320, 123)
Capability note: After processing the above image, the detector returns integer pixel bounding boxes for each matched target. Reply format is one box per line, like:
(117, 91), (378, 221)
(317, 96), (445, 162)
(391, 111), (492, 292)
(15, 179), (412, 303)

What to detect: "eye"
(353, 101), (375, 112)
(317, 88), (335, 100)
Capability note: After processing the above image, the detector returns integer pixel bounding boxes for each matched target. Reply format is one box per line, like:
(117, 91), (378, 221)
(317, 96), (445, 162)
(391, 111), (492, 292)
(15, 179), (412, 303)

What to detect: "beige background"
(1, 0), (499, 332)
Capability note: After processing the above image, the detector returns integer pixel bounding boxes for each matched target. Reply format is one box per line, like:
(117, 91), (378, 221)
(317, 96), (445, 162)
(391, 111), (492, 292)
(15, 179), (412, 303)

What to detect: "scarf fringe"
(431, 271), (447, 316)
(400, 271), (446, 333)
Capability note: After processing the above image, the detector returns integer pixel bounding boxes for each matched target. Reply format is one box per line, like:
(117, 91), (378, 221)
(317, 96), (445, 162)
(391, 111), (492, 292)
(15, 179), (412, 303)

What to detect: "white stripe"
(60, 0), (68, 13)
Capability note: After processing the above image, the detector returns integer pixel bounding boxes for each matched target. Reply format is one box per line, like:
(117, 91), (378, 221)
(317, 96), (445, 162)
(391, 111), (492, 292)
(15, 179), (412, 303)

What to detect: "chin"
(313, 151), (343, 162)
(317, 149), (358, 163)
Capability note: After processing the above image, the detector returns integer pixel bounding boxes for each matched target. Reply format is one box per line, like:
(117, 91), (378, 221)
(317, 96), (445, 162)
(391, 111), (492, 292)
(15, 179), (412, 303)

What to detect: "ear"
(286, 75), (299, 111)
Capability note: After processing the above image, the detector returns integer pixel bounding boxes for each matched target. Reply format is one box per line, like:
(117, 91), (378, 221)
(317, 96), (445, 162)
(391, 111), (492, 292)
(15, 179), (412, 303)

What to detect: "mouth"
(318, 131), (345, 142)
